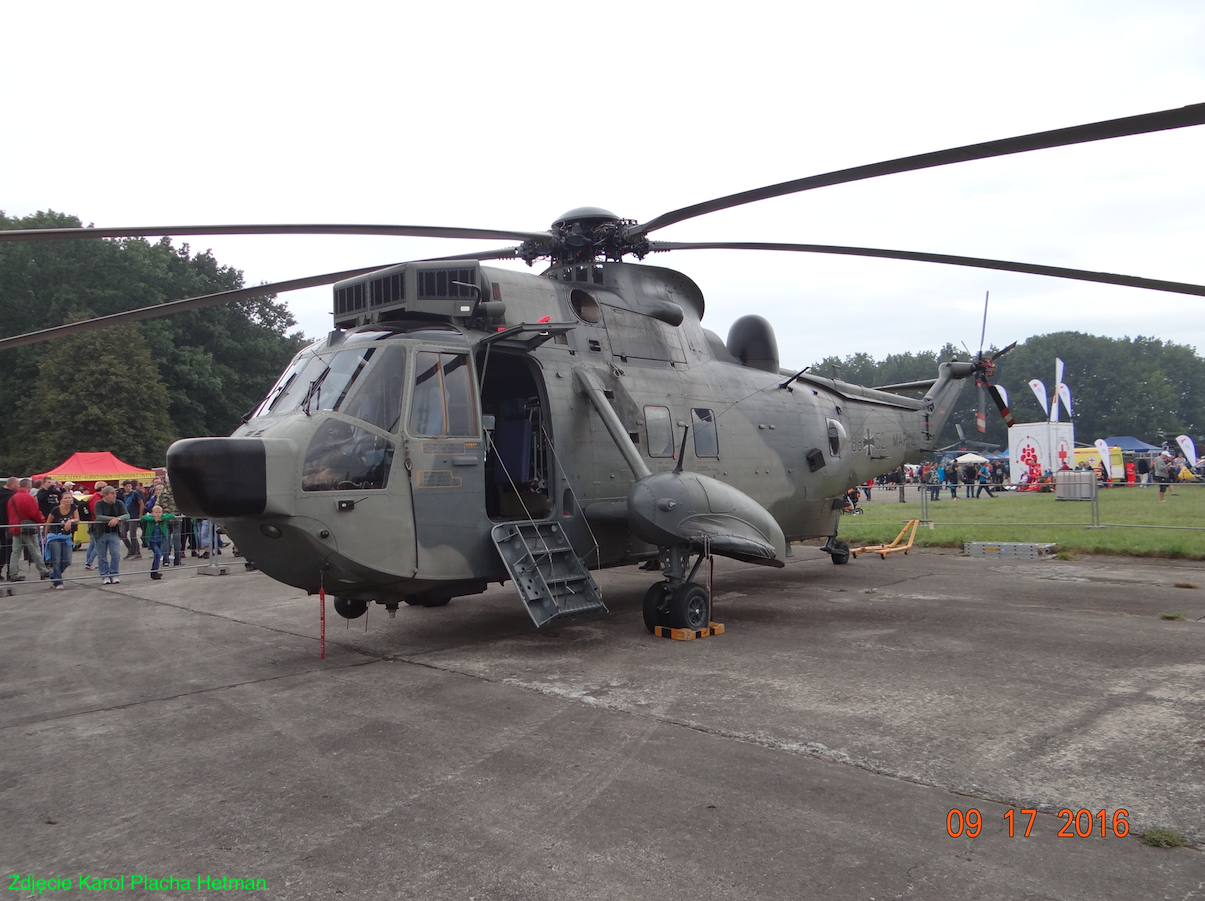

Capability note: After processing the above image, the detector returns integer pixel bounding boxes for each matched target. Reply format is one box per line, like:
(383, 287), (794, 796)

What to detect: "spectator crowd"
(2, 475), (229, 587)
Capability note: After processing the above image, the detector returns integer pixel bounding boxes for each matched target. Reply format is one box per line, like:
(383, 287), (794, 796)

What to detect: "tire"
(642, 582), (673, 634)
(668, 582), (711, 631)
(831, 540), (851, 565)
(332, 596), (368, 619)
(404, 594), (452, 607)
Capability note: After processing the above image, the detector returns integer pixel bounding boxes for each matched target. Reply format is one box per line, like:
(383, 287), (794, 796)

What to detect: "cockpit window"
(340, 345), (406, 432)
(251, 350), (320, 419)
(409, 351), (477, 437)
(301, 421), (394, 491)
(311, 348), (376, 413)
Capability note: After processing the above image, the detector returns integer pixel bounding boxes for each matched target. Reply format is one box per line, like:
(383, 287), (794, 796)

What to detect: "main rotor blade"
(0, 264), (397, 352)
(418, 246), (522, 263)
(648, 241), (1205, 298)
(0, 223), (555, 245)
(633, 103), (1205, 237)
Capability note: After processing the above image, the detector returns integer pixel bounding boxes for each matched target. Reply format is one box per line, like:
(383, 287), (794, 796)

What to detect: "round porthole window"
(570, 289), (601, 323)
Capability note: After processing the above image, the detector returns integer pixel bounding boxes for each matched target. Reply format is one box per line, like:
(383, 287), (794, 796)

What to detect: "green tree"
(811, 332), (1205, 452)
(0, 210), (308, 474)
(15, 324), (175, 474)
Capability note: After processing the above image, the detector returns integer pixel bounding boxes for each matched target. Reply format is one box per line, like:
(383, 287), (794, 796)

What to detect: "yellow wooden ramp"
(654, 623), (726, 641)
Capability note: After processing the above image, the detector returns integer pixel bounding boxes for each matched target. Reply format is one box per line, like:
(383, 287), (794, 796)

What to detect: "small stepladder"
(852, 519), (920, 559)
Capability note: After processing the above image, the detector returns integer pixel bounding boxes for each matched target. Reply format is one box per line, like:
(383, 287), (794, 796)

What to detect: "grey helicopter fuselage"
(167, 257), (974, 617)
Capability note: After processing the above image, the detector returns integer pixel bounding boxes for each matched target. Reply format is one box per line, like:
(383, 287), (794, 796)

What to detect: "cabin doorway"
(479, 352), (553, 521)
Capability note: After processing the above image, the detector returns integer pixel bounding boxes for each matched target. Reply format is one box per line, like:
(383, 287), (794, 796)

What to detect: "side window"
(691, 408), (719, 458)
(826, 418), (846, 456)
(409, 351), (478, 437)
(644, 405), (674, 457)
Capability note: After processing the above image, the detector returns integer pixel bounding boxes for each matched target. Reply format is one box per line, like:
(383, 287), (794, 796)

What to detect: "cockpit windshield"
(250, 340), (405, 425)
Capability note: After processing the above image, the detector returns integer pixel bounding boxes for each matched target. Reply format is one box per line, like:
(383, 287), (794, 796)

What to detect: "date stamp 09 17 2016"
(947, 807), (1130, 838)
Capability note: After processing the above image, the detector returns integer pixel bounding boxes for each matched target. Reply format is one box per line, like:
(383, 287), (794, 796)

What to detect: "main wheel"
(668, 582), (711, 630)
(333, 596), (368, 619)
(642, 582), (673, 633)
(831, 540), (851, 565)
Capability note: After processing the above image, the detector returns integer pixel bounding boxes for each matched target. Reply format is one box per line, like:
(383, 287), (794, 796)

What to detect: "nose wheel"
(642, 546), (712, 633)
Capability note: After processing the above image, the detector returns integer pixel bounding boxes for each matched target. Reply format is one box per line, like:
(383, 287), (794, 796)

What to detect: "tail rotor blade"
(978, 291), (990, 359)
(976, 382), (987, 433)
(991, 340), (1018, 361)
(989, 383), (1016, 428)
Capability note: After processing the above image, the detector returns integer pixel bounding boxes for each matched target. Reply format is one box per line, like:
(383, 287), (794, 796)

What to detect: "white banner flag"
(1177, 435), (1197, 467)
(1094, 439), (1112, 478)
(1051, 359), (1065, 422)
(1028, 379), (1048, 415)
(1057, 383), (1073, 419)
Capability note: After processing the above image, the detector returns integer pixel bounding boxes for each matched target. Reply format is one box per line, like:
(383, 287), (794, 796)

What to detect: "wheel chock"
(654, 622), (725, 640)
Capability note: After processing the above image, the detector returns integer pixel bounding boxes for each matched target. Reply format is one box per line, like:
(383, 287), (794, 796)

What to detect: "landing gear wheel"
(642, 582), (673, 634)
(831, 540), (851, 565)
(668, 582), (711, 630)
(404, 594), (451, 607)
(333, 596), (368, 619)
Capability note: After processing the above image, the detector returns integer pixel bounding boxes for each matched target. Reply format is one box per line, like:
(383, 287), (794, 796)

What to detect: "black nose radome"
(167, 437), (267, 518)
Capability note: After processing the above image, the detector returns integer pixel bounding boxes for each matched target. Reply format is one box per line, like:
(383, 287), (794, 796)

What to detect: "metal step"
(491, 521), (606, 628)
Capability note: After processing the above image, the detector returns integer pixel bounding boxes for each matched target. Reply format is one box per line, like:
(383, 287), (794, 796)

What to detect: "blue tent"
(1102, 436), (1164, 453)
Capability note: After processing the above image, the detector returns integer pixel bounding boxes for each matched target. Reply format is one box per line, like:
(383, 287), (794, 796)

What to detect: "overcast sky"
(4, 2), (1204, 371)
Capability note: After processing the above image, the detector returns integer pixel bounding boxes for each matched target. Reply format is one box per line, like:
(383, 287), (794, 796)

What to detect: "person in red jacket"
(7, 478), (49, 582)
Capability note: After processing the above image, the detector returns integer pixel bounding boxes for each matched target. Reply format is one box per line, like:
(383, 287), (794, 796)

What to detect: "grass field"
(836, 483), (1205, 559)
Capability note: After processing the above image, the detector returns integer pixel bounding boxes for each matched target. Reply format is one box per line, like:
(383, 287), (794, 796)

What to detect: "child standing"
(140, 505), (176, 581)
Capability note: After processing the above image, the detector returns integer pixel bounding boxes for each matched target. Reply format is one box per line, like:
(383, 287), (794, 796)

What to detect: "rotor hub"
(518, 207), (650, 266)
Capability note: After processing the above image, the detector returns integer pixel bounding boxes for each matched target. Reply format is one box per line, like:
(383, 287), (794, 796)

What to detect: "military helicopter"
(3, 103), (1204, 632)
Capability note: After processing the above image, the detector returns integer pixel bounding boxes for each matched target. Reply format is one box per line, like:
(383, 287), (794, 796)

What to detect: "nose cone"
(167, 437), (267, 518)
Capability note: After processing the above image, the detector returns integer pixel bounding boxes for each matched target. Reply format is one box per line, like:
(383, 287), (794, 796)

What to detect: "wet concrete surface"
(2, 547), (1203, 898)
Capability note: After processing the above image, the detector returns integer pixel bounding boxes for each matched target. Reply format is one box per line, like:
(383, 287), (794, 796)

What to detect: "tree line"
(0, 210), (308, 475)
(808, 332), (1205, 452)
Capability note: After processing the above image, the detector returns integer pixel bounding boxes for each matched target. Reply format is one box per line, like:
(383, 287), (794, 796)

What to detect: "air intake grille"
(370, 271), (405, 307)
(335, 283), (366, 315)
(417, 268), (477, 300)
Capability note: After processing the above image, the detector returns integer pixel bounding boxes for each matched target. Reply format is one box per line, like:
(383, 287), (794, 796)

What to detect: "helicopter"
(3, 103), (1204, 633)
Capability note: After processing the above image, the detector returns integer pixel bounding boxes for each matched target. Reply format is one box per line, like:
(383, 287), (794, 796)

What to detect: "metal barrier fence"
(899, 472), (1205, 531)
(2, 517), (231, 587)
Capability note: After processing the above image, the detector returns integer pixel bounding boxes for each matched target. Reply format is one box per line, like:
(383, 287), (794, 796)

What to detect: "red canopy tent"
(32, 452), (155, 487)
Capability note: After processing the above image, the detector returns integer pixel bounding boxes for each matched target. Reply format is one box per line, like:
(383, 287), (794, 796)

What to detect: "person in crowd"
(90, 485), (129, 584)
(926, 464), (941, 500)
(0, 476), (17, 580)
(141, 481), (158, 550)
(156, 477), (184, 566)
(140, 504), (175, 581)
(7, 478), (50, 582)
(946, 461), (959, 500)
(36, 478), (63, 518)
(121, 480), (145, 560)
(44, 492), (79, 589)
(1125, 459), (1136, 486)
(84, 482), (106, 569)
(1153, 452), (1172, 503)
(975, 464), (996, 498)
